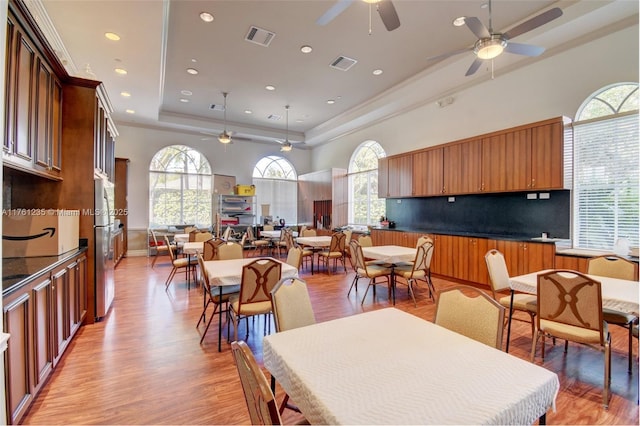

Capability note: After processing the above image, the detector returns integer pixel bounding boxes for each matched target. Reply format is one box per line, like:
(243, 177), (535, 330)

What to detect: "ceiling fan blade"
(378, 0), (400, 31)
(465, 58), (484, 77)
(427, 47), (472, 61)
(465, 17), (490, 39)
(503, 7), (563, 40)
(316, 0), (353, 26)
(504, 42), (545, 57)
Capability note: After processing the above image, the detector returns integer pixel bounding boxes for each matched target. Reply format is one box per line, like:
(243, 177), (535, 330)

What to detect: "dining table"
(263, 307), (560, 425)
(202, 257), (298, 351)
(296, 235), (332, 274)
(180, 241), (204, 288)
(361, 245), (417, 304)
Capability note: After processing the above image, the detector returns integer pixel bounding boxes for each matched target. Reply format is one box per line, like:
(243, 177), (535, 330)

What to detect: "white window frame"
(348, 140), (386, 226)
(252, 156), (298, 226)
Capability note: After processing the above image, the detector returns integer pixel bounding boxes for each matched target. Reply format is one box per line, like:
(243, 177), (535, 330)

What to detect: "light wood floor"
(22, 253), (639, 425)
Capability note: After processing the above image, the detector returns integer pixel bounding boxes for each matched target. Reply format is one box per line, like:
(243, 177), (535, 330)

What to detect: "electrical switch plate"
(527, 193), (537, 200)
(448, 197), (455, 202)
(539, 192), (550, 199)
(397, 199), (402, 204)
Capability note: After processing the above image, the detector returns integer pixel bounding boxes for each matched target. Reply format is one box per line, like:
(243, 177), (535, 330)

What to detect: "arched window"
(149, 145), (212, 228)
(252, 156), (297, 225)
(573, 83), (638, 250)
(348, 140), (386, 225)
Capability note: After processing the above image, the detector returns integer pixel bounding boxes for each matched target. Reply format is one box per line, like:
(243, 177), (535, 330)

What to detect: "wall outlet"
(397, 199), (402, 204)
(448, 197), (455, 203)
(527, 193), (537, 200)
(539, 192), (550, 199)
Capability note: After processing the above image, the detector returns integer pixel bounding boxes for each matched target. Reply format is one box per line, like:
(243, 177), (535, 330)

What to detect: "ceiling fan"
(316, 0), (400, 32)
(276, 105), (293, 152)
(428, 0), (562, 76)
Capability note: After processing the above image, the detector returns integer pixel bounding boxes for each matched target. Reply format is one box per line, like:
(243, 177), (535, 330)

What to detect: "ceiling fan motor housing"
(474, 35), (508, 60)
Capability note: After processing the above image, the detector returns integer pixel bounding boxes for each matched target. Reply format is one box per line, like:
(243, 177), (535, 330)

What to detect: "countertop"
(2, 247), (88, 297)
(371, 227), (570, 244)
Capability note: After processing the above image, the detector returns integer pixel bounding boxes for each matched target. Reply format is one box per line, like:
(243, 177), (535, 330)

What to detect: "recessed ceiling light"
(125, 109), (135, 114)
(265, 85), (275, 91)
(105, 32), (120, 41)
(373, 69), (383, 75)
(244, 110), (253, 114)
(187, 68), (198, 75)
(300, 45), (313, 53)
(296, 119), (304, 123)
(199, 12), (214, 22)
(181, 90), (193, 96)
(114, 68), (127, 75)
(120, 91), (131, 97)
(453, 16), (466, 27)
(180, 98), (189, 103)
(327, 99), (335, 104)
(480, 2), (489, 9)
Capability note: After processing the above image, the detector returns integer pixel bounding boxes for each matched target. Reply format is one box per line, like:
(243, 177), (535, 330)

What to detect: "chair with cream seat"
(222, 226), (233, 241)
(393, 240), (435, 306)
(350, 240), (392, 305)
(149, 229), (175, 268)
(416, 235), (433, 248)
(230, 340), (282, 425)
(485, 249), (537, 352)
(531, 270), (611, 408)
(164, 236), (197, 290)
(229, 258), (282, 342)
(202, 238), (225, 261)
(196, 253), (240, 344)
(317, 232), (347, 274)
(194, 231), (213, 242)
(587, 254), (638, 373)
(246, 226), (269, 256)
(188, 229), (198, 242)
(434, 285), (505, 350)
(300, 228), (316, 237)
(285, 246), (303, 271)
(358, 235), (373, 247)
(216, 241), (244, 260)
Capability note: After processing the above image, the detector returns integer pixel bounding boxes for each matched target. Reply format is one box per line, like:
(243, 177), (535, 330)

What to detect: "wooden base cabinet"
(3, 252), (87, 424)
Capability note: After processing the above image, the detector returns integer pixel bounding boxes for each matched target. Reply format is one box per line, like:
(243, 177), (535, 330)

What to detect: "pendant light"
(280, 105), (292, 152)
(218, 92), (231, 144)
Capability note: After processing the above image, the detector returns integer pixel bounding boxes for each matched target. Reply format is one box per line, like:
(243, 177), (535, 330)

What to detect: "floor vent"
(330, 55), (357, 71)
(245, 26), (275, 47)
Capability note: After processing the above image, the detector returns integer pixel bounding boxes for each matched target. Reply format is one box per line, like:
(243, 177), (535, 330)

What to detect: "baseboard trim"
(127, 249), (149, 257)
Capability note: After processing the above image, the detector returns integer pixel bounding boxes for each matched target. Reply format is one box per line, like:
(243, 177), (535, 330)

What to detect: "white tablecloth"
(361, 245), (416, 264)
(203, 257), (298, 287)
(263, 308), (559, 425)
(510, 270), (639, 315)
(260, 230), (298, 239)
(182, 241), (204, 254)
(296, 236), (332, 247)
(173, 233), (189, 243)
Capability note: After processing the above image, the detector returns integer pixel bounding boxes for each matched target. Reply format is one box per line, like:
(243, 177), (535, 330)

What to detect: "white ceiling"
(27, 0), (639, 149)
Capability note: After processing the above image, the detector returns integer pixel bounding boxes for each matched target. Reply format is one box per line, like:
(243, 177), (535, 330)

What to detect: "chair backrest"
(239, 259), (282, 306)
(343, 229), (353, 245)
(183, 226), (197, 234)
(358, 235), (373, 247)
(230, 341), (282, 426)
(164, 236), (177, 261)
(217, 242), (244, 260)
(196, 253), (211, 292)
(194, 231), (213, 242)
(285, 246), (303, 270)
(434, 285), (505, 350)
(284, 229), (295, 251)
(328, 232), (346, 253)
(299, 225), (307, 235)
(239, 232), (247, 249)
(203, 238), (225, 261)
(245, 226), (256, 241)
(485, 249), (511, 296)
(536, 270), (605, 343)
(150, 229), (160, 246)
(188, 229), (198, 242)
(587, 255), (637, 281)
(301, 228), (316, 237)
(411, 241), (434, 275)
(349, 240), (366, 272)
(270, 277), (316, 332)
(222, 226), (233, 241)
(416, 235), (433, 248)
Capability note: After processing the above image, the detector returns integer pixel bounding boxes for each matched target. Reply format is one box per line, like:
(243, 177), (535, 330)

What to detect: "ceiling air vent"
(245, 26), (275, 47)
(267, 114), (282, 121)
(209, 104), (225, 111)
(330, 55), (357, 71)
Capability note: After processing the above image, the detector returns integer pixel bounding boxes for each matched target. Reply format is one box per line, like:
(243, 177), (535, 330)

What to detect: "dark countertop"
(371, 227), (569, 244)
(2, 247), (88, 297)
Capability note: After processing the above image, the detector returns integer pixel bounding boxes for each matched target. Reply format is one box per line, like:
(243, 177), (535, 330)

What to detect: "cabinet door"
(468, 238), (490, 285)
(443, 139), (482, 194)
(33, 57), (52, 171)
(76, 254), (88, 325)
(377, 157), (389, 198)
(12, 30), (36, 163)
(431, 234), (455, 277)
(3, 292), (32, 424)
(412, 148), (443, 196)
(66, 261), (79, 336)
(31, 277), (53, 393)
(52, 267), (70, 364)
(4, 16), (17, 154)
(482, 129), (530, 192)
(50, 78), (62, 173)
(387, 154), (413, 197)
(530, 121), (564, 190)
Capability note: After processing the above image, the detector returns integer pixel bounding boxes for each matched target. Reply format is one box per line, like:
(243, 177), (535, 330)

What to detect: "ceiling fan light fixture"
(474, 36), (507, 60)
(218, 131), (231, 144)
(280, 141), (292, 152)
(362, 0), (381, 3)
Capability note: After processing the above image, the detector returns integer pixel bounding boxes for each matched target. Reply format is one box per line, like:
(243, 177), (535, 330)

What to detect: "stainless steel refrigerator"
(94, 177), (115, 320)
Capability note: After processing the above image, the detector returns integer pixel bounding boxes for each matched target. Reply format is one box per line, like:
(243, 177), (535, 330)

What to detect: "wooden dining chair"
(149, 229), (175, 268)
(531, 270), (611, 407)
(194, 231), (213, 242)
(434, 285), (505, 350)
(216, 241), (244, 260)
(393, 240), (435, 306)
(285, 246), (303, 271)
(202, 238), (225, 261)
(587, 255), (638, 373)
(350, 240), (392, 305)
(230, 340), (283, 425)
(229, 258), (282, 342)
(317, 232), (347, 274)
(246, 226), (269, 256)
(485, 249), (537, 353)
(164, 236), (197, 290)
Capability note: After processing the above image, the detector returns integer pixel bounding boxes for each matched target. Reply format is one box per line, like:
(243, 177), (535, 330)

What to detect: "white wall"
(115, 23), (639, 231)
(311, 24), (639, 170)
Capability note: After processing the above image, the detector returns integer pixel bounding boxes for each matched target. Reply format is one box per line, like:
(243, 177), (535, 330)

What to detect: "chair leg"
(407, 279), (417, 308)
(164, 267), (177, 290)
(530, 331), (540, 361)
(151, 252), (158, 268)
(627, 322), (634, 374)
(604, 338), (611, 408)
(347, 274), (359, 297)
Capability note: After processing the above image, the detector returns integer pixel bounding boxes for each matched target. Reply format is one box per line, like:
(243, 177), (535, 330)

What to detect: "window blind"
(573, 113), (639, 250)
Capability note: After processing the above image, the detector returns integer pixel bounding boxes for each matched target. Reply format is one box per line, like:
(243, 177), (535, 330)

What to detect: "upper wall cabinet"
(379, 116), (570, 198)
(3, 9), (62, 180)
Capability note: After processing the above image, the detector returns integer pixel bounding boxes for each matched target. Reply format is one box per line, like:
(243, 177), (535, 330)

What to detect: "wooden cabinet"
(443, 139), (482, 194)
(492, 240), (555, 276)
(94, 95), (116, 180)
(3, 7), (62, 180)
(115, 158), (129, 259)
(554, 254), (588, 273)
(113, 229), (125, 266)
(529, 121), (565, 190)
(481, 129), (530, 192)
(3, 251), (87, 424)
(412, 147), (443, 196)
(378, 154), (412, 198)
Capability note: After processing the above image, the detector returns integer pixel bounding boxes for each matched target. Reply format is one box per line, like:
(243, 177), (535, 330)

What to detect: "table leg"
(218, 286), (223, 352)
(506, 290), (515, 353)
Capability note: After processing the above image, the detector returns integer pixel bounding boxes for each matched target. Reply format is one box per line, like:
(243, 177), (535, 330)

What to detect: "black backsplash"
(385, 190), (570, 239)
